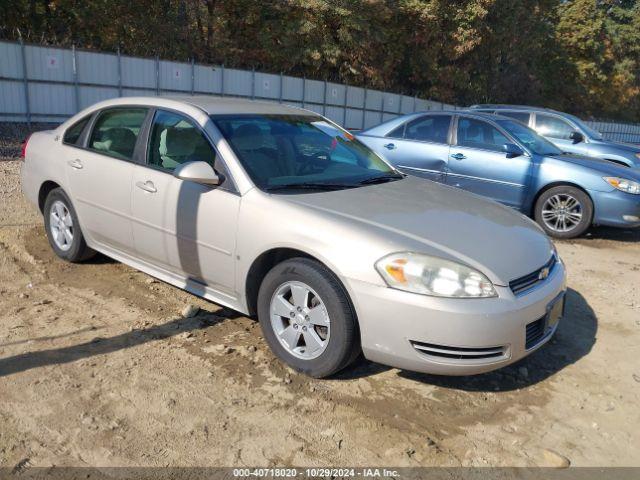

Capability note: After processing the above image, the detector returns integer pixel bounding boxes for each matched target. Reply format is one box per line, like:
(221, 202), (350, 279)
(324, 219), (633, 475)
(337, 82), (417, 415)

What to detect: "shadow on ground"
(575, 225), (640, 243)
(0, 308), (243, 378)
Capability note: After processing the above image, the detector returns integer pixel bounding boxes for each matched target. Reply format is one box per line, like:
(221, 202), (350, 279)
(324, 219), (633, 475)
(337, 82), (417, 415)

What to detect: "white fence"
(1, 39), (639, 143)
(0, 40), (457, 130)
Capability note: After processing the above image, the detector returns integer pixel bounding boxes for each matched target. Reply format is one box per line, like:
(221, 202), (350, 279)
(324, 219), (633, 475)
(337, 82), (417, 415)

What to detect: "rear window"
(88, 108), (147, 160)
(63, 116), (91, 146)
(498, 111), (530, 124)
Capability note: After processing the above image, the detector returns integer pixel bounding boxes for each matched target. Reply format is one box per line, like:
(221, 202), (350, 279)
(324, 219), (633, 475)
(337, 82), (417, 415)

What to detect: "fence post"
(220, 64), (225, 97)
(190, 58), (195, 95)
(19, 38), (31, 127)
(413, 94), (417, 113)
(72, 44), (80, 113)
(251, 67), (255, 100)
(116, 48), (123, 97)
(279, 72), (283, 103)
(380, 95), (384, 123)
(343, 84), (348, 127)
(155, 55), (160, 95)
(361, 87), (368, 130)
(322, 79), (327, 116)
(302, 76), (306, 109)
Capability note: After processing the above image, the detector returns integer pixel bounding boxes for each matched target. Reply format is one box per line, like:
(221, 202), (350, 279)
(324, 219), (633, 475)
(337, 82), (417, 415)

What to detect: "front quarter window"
(212, 114), (397, 191)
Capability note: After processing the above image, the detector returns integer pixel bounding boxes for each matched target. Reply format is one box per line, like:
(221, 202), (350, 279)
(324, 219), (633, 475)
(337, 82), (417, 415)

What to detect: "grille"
(525, 317), (546, 349)
(509, 255), (557, 296)
(410, 341), (506, 361)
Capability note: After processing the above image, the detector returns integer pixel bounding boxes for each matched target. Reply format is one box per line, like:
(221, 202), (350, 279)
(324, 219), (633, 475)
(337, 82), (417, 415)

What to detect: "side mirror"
(173, 161), (220, 186)
(502, 143), (525, 158)
(569, 131), (584, 143)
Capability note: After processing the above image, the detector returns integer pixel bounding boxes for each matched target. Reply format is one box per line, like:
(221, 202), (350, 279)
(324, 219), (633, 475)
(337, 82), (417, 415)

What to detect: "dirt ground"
(1, 126), (639, 469)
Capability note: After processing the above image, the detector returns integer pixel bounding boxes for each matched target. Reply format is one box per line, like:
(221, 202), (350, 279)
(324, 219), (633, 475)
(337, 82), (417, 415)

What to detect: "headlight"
(375, 252), (497, 298)
(603, 177), (640, 194)
(635, 152), (640, 160)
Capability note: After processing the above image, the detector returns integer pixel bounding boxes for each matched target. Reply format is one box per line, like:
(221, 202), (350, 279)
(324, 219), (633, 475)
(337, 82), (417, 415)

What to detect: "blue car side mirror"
(569, 131), (584, 143)
(503, 143), (525, 158)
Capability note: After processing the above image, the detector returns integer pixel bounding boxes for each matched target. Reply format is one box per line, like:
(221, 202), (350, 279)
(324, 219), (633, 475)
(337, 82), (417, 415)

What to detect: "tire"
(534, 185), (593, 239)
(257, 257), (360, 378)
(43, 187), (95, 262)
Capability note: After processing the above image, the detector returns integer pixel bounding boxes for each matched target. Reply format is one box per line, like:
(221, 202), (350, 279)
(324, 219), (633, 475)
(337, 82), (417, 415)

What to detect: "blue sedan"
(357, 111), (640, 238)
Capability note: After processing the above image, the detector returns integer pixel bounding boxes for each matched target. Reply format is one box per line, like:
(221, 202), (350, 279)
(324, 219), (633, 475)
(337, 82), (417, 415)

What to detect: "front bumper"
(591, 189), (640, 228)
(347, 260), (567, 375)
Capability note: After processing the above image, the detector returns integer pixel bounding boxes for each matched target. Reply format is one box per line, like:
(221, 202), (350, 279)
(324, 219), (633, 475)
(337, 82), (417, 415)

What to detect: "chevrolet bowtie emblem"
(538, 267), (550, 280)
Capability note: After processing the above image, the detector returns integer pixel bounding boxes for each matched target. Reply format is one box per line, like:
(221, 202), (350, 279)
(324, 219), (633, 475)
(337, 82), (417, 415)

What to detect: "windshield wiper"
(265, 182), (356, 192)
(358, 173), (406, 185)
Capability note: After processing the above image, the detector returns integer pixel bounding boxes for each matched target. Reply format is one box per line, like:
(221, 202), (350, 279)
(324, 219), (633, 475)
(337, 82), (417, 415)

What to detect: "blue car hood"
(548, 153), (640, 179)
(594, 139), (640, 153)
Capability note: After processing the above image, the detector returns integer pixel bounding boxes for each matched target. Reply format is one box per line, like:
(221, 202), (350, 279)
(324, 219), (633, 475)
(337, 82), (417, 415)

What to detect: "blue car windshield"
(212, 114), (398, 191)
(497, 119), (563, 156)
(564, 114), (604, 140)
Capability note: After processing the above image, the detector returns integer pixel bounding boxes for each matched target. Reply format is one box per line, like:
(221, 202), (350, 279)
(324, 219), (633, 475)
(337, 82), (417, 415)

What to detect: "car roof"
(161, 95), (315, 116)
(359, 110), (505, 136)
(469, 104), (562, 114)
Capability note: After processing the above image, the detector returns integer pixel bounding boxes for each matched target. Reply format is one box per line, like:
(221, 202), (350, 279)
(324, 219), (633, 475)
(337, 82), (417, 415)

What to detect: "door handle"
(136, 181), (157, 193)
(450, 153), (466, 160)
(67, 159), (83, 169)
(383, 143), (397, 150)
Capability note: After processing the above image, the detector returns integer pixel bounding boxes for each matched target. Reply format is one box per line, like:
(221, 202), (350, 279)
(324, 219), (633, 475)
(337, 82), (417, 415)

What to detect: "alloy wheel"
(49, 200), (74, 251)
(269, 281), (330, 360)
(541, 194), (583, 233)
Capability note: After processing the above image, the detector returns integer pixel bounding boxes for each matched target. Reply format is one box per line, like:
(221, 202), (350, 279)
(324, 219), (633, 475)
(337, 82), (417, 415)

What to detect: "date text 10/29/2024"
(233, 468), (400, 478)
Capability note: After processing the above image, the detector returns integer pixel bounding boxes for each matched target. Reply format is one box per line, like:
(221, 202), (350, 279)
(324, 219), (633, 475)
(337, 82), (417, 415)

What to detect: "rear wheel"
(257, 258), (360, 378)
(534, 186), (593, 239)
(43, 188), (95, 262)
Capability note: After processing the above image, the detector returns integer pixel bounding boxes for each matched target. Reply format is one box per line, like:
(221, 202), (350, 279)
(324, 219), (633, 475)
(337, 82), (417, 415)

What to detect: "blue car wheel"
(534, 186), (593, 239)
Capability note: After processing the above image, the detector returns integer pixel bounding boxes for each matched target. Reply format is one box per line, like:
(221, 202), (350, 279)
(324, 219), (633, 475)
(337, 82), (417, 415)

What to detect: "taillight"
(21, 134), (32, 160)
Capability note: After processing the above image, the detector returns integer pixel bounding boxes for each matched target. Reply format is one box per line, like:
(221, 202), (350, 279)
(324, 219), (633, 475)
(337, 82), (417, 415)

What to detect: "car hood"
(595, 138), (640, 153)
(550, 153), (640, 179)
(284, 177), (553, 285)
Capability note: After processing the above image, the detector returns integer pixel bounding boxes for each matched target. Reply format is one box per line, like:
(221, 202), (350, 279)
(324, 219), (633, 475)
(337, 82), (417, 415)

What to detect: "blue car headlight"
(603, 177), (640, 195)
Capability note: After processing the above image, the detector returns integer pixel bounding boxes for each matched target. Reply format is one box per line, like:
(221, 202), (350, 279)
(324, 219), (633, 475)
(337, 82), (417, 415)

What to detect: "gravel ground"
(0, 125), (639, 469)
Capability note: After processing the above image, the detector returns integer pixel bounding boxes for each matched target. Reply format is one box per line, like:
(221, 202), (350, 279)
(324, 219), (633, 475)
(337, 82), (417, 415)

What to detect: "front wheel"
(534, 186), (593, 239)
(257, 258), (360, 378)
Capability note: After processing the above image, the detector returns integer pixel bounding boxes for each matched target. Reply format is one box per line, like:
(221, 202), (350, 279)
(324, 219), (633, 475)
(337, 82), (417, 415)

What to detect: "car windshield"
(564, 113), (604, 140)
(212, 114), (399, 191)
(496, 119), (563, 156)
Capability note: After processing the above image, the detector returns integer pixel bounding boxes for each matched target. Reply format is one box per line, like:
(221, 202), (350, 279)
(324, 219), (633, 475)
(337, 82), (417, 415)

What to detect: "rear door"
(65, 107), (148, 254)
(360, 114), (452, 182)
(446, 116), (531, 209)
(130, 109), (240, 297)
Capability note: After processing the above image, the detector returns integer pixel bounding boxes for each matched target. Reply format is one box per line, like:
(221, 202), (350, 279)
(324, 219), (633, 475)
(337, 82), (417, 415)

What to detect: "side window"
(535, 114), (574, 140)
(404, 115), (451, 144)
(499, 111), (530, 125)
(457, 118), (510, 152)
(63, 116), (91, 146)
(89, 108), (147, 160)
(386, 124), (406, 139)
(147, 110), (217, 172)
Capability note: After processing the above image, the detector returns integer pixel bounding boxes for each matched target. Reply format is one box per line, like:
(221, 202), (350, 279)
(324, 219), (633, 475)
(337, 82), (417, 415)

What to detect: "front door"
(65, 107), (148, 254)
(130, 109), (240, 297)
(359, 114), (452, 183)
(447, 116), (531, 209)
(534, 113), (590, 156)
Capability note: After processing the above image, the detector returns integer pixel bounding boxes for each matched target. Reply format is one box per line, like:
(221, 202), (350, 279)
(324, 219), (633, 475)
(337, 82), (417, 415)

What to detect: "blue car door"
(534, 113), (591, 156)
(446, 116), (532, 209)
(358, 113), (452, 183)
